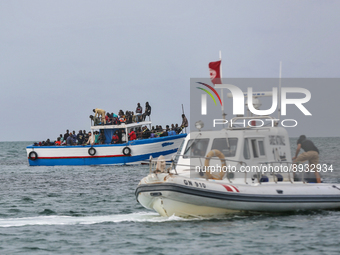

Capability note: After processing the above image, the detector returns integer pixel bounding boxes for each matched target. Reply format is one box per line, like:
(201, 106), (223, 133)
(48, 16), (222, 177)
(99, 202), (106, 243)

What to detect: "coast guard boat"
(135, 116), (340, 216)
(26, 120), (186, 166)
(135, 83), (340, 216)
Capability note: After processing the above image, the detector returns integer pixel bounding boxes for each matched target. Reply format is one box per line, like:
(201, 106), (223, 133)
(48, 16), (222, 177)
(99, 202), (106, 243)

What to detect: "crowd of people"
(90, 102), (152, 126)
(33, 129), (93, 146)
(33, 102), (189, 146)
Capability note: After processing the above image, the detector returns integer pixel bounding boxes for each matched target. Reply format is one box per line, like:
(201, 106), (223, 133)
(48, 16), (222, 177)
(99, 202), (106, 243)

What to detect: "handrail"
(147, 155), (313, 185)
(258, 161), (294, 184)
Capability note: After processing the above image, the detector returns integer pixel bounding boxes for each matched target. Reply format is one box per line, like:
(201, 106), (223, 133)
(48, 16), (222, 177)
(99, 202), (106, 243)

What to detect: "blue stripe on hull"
(26, 134), (187, 149)
(28, 148), (178, 166)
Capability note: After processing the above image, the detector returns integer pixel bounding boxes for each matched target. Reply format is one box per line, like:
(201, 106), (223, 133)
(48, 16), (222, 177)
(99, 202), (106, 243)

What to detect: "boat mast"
(277, 61), (282, 126)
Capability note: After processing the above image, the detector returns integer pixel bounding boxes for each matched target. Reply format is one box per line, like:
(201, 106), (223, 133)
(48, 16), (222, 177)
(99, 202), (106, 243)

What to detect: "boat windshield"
(211, 138), (238, 157)
(183, 139), (209, 158)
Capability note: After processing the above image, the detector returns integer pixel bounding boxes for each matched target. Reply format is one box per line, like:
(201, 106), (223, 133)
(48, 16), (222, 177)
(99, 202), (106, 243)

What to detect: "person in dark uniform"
(293, 135), (321, 183)
(143, 102), (151, 121)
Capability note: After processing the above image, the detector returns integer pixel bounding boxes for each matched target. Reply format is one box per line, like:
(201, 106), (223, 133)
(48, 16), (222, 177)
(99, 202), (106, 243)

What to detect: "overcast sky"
(0, 1), (339, 141)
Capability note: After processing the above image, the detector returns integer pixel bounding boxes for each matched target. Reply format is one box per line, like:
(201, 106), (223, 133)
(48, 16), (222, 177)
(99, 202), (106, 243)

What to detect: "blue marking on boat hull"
(28, 148), (178, 166)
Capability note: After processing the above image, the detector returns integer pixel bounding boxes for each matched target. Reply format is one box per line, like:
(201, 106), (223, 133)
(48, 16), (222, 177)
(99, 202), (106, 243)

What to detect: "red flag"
(209, 60), (222, 84)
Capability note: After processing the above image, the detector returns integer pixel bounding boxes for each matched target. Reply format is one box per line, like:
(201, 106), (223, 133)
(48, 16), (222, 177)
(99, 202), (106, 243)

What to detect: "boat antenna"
(277, 61), (282, 126)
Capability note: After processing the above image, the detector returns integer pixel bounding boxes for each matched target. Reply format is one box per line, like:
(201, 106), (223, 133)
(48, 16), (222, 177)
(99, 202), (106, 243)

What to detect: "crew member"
(93, 108), (106, 124)
(293, 135), (321, 183)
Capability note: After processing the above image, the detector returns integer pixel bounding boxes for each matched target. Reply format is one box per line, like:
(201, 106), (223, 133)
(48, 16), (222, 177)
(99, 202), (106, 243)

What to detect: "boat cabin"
(173, 116), (293, 183)
(90, 121), (152, 144)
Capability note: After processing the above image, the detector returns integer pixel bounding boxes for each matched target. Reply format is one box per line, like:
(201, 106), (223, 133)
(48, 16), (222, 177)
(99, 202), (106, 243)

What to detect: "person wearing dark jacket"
(293, 135), (321, 183)
(64, 129), (70, 141)
(143, 102), (151, 121)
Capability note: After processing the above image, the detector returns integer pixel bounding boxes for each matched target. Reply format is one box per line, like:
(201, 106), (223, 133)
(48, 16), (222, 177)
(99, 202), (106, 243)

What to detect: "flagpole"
(219, 50), (226, 120)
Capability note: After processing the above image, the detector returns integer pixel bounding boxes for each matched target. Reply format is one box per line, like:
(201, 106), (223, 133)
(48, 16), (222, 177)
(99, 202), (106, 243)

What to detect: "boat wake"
(0, 212), (200, 228)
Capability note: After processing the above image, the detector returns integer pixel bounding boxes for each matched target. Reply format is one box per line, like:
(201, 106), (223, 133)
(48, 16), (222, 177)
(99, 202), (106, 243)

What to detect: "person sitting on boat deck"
(125, 111), (133, 124)
(143, 102), (151, 121)
(85, 132), (94, 145)
(159, 125), (169, 137)
(111, 131), (119, 144)
(128, 129), (137, 141)
(43, 138), (53, 146)
(135, 103), (143, 121)
(66, 132), (75, 146)
(112, 116), (120, 125)
(119, 114), (126, 123)
(77, 130), (85, 145)
(160, 130), (168, 137)
(93, 108), (106, 124)
(154, 125), (165, 137)
(55, 137), (62, 146)
(179, 114), (188, 133)
(58, 134), (64, 142)
(174, 124), (180, 134)
(293, 135), (321, 183)
(64, 129), (70, 141)
(105, 113), (111, 125)
(142, 126), (150, 139)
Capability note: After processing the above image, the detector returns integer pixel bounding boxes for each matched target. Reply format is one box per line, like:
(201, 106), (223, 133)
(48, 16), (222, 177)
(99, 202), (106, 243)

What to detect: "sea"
(0, 138), (340, 255)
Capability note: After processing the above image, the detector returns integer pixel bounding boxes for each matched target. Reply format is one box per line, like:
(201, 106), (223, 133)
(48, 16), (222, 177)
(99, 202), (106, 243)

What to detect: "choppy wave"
(0, 212), (202, 228)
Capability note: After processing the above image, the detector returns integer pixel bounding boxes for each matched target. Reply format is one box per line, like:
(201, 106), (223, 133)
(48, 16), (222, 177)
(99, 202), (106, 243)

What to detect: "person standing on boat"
(64, 129), (69, 141)
(293, 135), (321, 183)
(72, 131), (77, 144)
(143, 102), (151, 121)
(93, 108), (106, 124)
(77, 130), (84, 145)
(66, 132), (75, 146)
(85, 132), (94, 146)
(94, 131), (100, 145)
(135, 103), (143, 122)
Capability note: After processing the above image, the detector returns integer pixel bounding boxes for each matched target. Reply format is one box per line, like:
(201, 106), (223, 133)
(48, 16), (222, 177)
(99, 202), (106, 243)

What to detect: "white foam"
(0, 212), (199, 228)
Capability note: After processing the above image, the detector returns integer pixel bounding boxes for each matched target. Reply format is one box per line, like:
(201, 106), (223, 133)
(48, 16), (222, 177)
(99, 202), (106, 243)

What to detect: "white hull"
(27, 134), (186, 166)
(136, 174), (340, 217)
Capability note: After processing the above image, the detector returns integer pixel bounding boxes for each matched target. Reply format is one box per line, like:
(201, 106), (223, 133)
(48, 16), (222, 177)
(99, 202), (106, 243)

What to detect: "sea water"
(0, 138), (339, 254)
